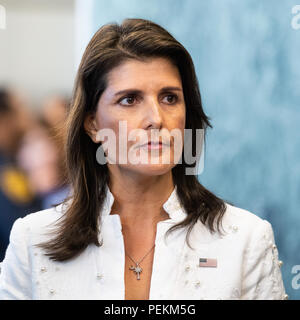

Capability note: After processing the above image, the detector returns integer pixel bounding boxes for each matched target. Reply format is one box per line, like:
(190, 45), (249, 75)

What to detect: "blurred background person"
(0, 88), (41, 262)
(41, 95), (70, 129)
(16, 95), (70, 210)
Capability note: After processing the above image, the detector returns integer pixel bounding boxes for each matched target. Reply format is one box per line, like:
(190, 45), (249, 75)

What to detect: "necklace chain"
(125, 244), (155, 266)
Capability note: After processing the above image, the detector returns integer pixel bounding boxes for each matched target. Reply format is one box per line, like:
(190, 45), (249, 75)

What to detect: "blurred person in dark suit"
(0, 88), (41, 262)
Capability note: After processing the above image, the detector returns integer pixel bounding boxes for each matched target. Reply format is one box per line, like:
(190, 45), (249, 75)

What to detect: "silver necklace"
(126, 244), (155, 280)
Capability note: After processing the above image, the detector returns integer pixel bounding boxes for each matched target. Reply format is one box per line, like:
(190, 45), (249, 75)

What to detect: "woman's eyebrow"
(114, 86), (183, 97)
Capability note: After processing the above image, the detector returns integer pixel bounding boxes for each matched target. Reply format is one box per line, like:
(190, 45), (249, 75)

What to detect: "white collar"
(102, 184), (187, 222)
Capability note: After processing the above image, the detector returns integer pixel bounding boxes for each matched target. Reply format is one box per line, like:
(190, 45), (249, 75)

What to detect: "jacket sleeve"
(0, 217), (32, 299)
(240, 219), (287, 300)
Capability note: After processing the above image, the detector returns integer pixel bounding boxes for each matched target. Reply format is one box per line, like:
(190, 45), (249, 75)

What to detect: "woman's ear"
(83, 113), (100, 143)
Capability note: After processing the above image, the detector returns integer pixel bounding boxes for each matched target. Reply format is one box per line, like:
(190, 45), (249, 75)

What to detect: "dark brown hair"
(37, 18), (228, 261)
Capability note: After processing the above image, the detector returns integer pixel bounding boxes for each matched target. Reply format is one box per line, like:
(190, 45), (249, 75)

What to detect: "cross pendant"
(129, 264), (143, 280)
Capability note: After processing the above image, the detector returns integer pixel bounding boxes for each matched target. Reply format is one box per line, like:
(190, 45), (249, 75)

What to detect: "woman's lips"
(139, 141), (170, 150)
(146, 142), (162, 149)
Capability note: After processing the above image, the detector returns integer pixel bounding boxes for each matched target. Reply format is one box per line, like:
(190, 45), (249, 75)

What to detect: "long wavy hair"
(37, 18), (228, 262)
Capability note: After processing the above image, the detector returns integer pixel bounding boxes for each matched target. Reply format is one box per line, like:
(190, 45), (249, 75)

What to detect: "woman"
(0, 18), (287, 300)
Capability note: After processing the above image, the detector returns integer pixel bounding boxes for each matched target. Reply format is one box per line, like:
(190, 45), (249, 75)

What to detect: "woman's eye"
(163, 94), (178, 104)
(119, 95), (137, 106)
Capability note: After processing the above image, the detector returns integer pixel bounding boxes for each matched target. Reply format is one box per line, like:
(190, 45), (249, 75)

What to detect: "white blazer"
(0, 185), (287, 300)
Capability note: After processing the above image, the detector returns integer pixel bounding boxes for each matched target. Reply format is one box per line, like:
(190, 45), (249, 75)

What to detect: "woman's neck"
(108, 171), (174, 225)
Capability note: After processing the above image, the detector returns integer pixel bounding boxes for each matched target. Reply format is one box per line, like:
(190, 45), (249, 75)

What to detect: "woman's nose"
(145, 98), (163, 129)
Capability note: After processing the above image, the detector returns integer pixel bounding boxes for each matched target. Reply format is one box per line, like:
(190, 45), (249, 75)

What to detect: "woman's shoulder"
(26, 203), (65, 223)
(12, 202), (67, 240)
(220, 201), (275, 241)
(187, 201), (275, 246)
(223, 201), (267, 225)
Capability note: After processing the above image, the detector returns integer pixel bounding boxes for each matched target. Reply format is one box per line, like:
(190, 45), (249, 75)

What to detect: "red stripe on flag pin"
(199, 258), (217, 268)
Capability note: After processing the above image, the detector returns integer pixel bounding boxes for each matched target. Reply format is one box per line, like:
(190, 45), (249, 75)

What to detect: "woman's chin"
(133, 163), (176, 176)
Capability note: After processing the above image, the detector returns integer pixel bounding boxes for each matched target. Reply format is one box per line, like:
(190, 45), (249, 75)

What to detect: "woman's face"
(85, 57), (186, 176)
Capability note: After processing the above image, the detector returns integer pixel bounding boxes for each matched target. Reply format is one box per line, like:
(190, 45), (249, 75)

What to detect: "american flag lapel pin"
(199, 258), (218, 268)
